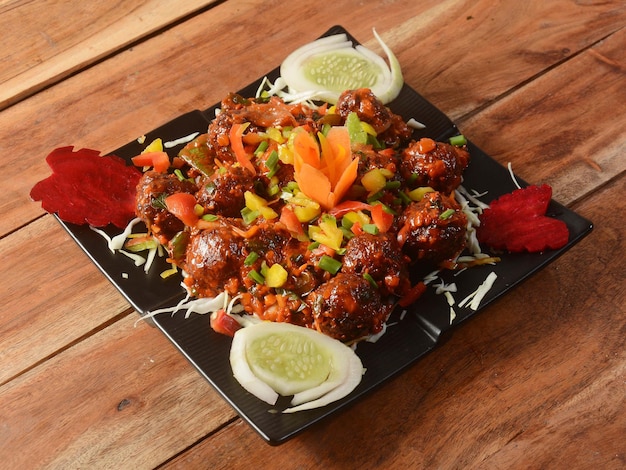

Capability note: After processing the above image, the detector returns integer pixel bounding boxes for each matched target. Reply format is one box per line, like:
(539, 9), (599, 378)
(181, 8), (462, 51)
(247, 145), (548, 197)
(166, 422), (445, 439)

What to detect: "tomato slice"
(210, 309), (242, 337)
(165, 192), (199, 226)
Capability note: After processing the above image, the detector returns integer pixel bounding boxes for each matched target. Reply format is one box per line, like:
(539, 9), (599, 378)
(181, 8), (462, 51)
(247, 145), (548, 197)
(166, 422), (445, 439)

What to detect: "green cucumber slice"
(229, 321), (364, 410)
(280, 29), (403, 104)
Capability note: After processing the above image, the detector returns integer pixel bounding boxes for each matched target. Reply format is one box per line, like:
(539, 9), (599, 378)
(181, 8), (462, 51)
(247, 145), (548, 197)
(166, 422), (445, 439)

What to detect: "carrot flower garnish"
(292, 127), (358, 210)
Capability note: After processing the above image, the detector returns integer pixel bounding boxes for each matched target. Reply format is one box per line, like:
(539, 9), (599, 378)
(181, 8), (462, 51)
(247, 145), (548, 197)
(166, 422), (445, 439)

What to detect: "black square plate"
(58, 26), (593, 444)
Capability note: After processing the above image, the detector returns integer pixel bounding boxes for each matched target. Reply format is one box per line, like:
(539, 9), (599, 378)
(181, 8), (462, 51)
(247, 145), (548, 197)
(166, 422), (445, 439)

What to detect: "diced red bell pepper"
(131, 151), (170, 173)
(328, 200), (372, 218)
(280, 206), (306, 238)
(370, 203), (394, 233)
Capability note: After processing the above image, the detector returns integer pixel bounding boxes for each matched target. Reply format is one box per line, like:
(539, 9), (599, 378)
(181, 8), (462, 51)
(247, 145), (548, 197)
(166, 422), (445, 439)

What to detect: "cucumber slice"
(280, 29), (403, 104)
(229, 321), (364, 409)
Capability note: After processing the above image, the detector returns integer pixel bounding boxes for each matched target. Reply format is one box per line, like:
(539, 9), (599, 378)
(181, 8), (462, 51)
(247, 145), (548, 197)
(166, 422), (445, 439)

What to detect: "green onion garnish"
(362, 224), (379, 235)
(266, 150), (280, 178)
(439, 208), (456, 220)
(341, 217), (354, 230)
(449, 134), (467, 146)
(319, 255), (342, 275)
(366, 191), (384, 203)
(201, 213), (219, 222)
(248, 269), (265, 284)
(363, 273), (378, 288)
(398, 191), (412, 204)
(244, 251), (259, 266)
(174, 169), (186, 182)
(241, 207), (259, 224)
(384, 180), (401, 190)
(254, 140), (269, 155)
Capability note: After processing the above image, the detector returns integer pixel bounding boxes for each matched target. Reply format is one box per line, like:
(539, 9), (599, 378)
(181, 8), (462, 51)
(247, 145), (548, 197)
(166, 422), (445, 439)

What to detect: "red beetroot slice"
(30, 146), (142, 228)
(477, 184), (570, 253)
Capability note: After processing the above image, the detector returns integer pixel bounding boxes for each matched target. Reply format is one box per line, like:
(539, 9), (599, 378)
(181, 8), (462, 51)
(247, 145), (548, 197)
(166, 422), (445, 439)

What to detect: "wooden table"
(1, 1), (624, 468)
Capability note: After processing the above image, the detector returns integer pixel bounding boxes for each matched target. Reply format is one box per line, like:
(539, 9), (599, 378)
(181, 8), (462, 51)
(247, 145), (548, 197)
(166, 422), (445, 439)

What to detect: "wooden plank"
(2, 0), (624, 236)
(384, 1), (626, 120)
(0, 0), (220, 110)
(458, 27), (626, 206)
(0, 313), (237, 469)
(160, 174), (626, 469)
(0, 215), (130, 384)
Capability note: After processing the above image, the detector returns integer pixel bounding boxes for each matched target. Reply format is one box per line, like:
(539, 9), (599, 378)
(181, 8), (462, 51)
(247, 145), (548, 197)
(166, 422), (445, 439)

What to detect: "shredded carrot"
(229, 123), (256, 174)
(398, 281), (427, 307)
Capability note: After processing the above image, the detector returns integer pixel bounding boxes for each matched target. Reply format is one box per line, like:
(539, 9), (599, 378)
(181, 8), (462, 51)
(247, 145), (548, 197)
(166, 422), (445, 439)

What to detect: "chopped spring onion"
(254, 140), (269, 155)
(248, 269), (265, 284)
(363, 272), (378, 288)
(265, 150), (280, 177)
(202, 213), (219, 222)
(362, 223), (379, 235)
(439, 208), (456, 220)
(319, 254), (342, 274)
(449, 134), (467, 146)
(244, 251), (259, 266)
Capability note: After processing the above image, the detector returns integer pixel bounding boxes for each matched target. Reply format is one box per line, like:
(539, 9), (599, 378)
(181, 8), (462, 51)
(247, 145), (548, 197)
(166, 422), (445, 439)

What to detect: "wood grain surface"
(0, 0), (624, 468)
(0, 0), (220, 110)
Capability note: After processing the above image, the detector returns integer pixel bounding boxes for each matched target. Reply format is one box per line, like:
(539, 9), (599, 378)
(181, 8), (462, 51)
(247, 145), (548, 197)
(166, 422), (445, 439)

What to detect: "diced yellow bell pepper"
(244, 191), (268, 211)
(266, 127), (286, 144)
(265, 263), (288, 288)
(278, 144), (294, 165)
(142, 138), (163, 154)
(360, 121), (377, 136)
(361, 168), (387, 194)
(309, 215), (343, 251)
(259, 206), (278, 220)
(244, 191), (278, 220)
(290, 192), (321, 222)
(408, 186), (435, 201)
(343, 210), (371, 227)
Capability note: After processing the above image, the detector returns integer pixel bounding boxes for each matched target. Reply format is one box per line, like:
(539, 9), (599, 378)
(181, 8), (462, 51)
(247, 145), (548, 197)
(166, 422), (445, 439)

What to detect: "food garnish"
(280, 29), (403, 104)
(292, 126), (358, 210)
(30, 146), (141, 228)
(477, 184), (569, 252)
(229, 321), (364, 412)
